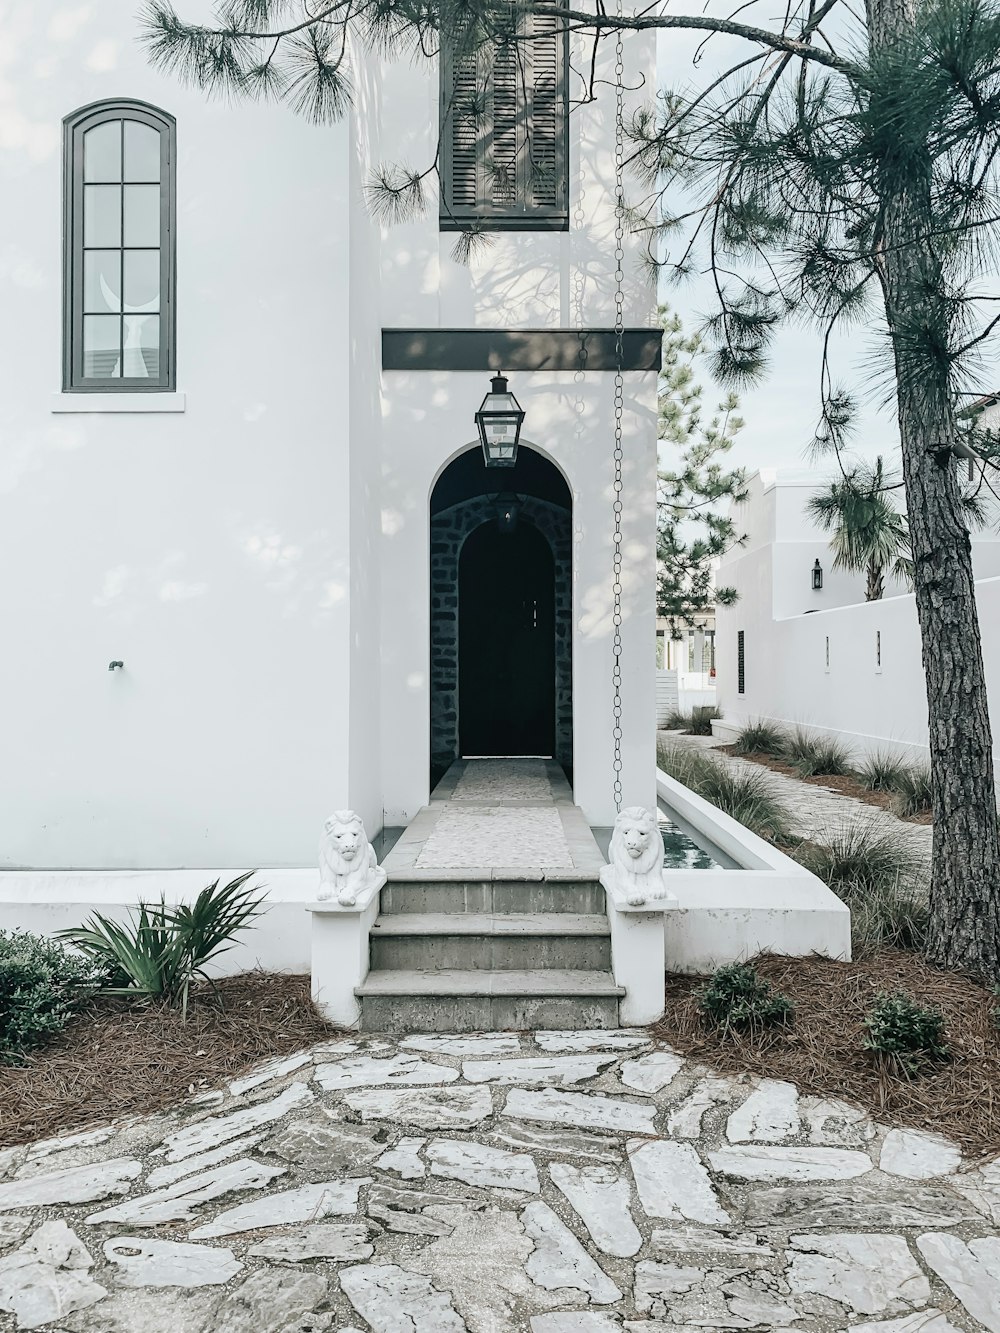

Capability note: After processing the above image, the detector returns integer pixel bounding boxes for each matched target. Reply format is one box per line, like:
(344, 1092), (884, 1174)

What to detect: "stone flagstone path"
(1, 1030), (999, 1332)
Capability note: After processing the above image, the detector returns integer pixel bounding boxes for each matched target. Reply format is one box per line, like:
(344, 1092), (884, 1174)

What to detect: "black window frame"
(439, 1), (570, 233)
(62, 99), (176, 393)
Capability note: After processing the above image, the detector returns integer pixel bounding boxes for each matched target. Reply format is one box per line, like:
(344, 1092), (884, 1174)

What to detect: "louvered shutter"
(440, 0), (568, 230)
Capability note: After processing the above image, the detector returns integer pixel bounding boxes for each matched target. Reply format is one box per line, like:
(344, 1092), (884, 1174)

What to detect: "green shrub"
(863, 991), (949, 1075)
(890, 764), (934, 818)
(733, 719), (785, 755)
(58, 872), (265, 1018)
(857, 751), (910, 793)
(781, 727), (854, 777)
(658, 744), (792, 842)
(689, 705), (721, 736)
(697, 963), (794, 1033)
(0, 931), (104, 1063)
(793, 823), (927, 952)
(661, 708), (692, 731)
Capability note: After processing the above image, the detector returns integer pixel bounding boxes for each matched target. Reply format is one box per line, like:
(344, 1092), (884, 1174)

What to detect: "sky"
(653, 10), (1000, 486)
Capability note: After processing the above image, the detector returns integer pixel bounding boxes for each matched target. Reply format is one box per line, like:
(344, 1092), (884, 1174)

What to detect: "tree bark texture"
(866, 559), (884, 603)
(868, 0), (1000, 979)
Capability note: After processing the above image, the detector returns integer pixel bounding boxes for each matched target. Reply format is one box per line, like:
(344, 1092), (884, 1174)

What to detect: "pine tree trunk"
(867, 0), (1000, 979)
(866, 560), (884, 602)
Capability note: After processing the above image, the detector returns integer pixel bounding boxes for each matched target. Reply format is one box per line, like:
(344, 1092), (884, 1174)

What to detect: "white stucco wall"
(0, 2), (354, 868)
(716, 471), (1000, 760)
(1, 4), (659, 867)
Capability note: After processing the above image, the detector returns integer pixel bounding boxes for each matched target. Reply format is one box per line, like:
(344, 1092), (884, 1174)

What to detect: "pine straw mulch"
(652, 950), (1000, 1159)
(716, 745), (934, 825)
(0, 972), (336, 1148)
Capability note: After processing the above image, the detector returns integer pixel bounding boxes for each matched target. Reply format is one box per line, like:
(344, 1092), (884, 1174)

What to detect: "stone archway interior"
(430, 448), (572, 786)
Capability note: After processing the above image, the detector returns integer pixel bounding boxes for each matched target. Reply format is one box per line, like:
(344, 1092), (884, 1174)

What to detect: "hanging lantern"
(494, 492), (521, 534)
(812, 558), (824, 591)
(475, 372), (525, 467)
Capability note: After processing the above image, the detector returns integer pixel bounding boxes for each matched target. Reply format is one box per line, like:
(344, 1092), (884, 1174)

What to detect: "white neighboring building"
(0, 2), (659, 872)
(714, 469), (1000, 761)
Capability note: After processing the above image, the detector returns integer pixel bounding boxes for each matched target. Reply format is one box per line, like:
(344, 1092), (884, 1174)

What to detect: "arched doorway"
(459, 520), (555, 756)
(429, 445), (572, 786)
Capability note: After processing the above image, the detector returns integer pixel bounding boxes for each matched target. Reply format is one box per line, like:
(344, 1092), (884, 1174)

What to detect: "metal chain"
(612, 11), (625, 814)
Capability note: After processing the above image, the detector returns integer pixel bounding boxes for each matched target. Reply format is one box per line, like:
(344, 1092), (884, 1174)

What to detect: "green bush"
(863, 991), (949, 1075)
(0, 931), (104, 1063)
(659, 744), (792, 842)
(781, 727), (854, 777)
(733, 719), (785, 755)
(661, 708), (692, 731)
(689, 705), (721, 736)
(697, 963), (794, 1033)
(660, 706), (720, 736)
(889, 764), (934, 818)
(857, 751), (910, 793)
(792, 823), (927, 953)
(58, 872), (265, 1018)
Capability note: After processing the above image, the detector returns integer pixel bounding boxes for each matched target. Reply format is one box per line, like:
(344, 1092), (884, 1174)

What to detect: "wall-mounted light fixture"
(108, 660), (124, 671)
(812, 559), (824, 591)
(475, 372), (525, 467)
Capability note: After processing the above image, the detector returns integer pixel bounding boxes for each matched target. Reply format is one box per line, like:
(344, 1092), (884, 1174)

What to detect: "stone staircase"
(355, 760), (624, 1032)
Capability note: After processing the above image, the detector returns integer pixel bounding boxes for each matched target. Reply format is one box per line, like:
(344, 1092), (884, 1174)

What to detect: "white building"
(715, 469), (1000, 761)
(0, 2), (660, 873)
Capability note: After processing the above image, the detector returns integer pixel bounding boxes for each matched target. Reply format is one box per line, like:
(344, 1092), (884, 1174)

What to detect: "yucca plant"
(58, 872), (264, 1018)
(781, 728), (854, 778)
(733, 719), (785, 755)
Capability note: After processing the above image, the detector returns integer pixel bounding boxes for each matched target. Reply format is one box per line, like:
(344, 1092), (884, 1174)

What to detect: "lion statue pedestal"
(599, 805), (676, 1027)
(598, 806), (668, 907)
(316, 810), (387, 907)
(309, 810), (387, 1028)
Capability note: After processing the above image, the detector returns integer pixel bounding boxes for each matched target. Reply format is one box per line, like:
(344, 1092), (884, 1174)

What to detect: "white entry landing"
(384, 759), (603, 877)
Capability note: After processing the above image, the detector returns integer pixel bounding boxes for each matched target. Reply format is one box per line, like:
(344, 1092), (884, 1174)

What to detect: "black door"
(459, 520), (556, 756)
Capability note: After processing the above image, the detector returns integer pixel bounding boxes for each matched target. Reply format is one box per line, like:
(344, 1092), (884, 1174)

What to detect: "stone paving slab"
(2, 1032), (999, 1332)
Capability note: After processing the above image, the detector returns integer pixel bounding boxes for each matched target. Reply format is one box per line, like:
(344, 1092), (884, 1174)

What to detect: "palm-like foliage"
(58, 873), (265, 1018)
(807, 459), (912, 602)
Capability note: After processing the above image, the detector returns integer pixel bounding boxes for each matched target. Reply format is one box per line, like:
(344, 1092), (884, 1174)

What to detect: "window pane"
(123, 315), (159, 378)
(83, 251), (122, 313)
(124, 121), (160, 182)
(83, 315), (121, 378)
(123, 185), (160, 246)
(124, 250), (159, 310)
(84, 185), (122, 247)
(83, 121), (121, 182)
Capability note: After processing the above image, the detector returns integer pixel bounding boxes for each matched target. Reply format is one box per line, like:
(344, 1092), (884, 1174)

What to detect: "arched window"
(63, 100), (175, 391)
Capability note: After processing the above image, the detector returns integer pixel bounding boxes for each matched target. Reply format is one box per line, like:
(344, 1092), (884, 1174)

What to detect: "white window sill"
(51, 392), (186, 413)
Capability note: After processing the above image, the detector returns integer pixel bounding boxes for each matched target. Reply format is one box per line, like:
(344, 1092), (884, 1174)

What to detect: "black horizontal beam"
(382, 327), (662, 373)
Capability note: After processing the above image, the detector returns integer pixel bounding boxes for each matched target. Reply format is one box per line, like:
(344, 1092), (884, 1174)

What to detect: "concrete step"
(369, 912), (612, 972)
(356, 968), (623, 1033)
(381, 877), (606, 915)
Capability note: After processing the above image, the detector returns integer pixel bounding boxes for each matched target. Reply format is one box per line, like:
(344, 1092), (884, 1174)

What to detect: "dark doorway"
(459, 520), (555, 757)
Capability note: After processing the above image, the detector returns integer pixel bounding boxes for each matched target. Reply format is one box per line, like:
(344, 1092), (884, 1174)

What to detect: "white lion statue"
(317, 810), (382, 906)
(601, 806), (666, 906)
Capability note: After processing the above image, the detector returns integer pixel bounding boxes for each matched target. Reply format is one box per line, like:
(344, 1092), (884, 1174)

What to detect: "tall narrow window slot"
(440, 0), (569, 231)
(737, 630), (745, 694)
(63, 100), (175, 391)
